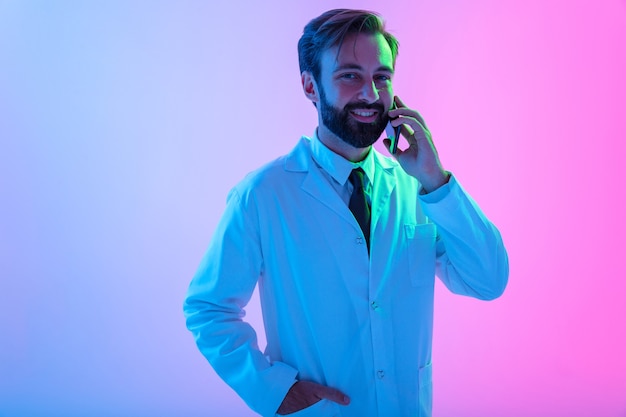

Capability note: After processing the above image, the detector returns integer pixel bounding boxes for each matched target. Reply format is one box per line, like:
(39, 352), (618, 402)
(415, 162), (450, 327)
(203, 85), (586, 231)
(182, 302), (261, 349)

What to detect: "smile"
(349, 109), (379, 123)
(351, 110), (377, 117)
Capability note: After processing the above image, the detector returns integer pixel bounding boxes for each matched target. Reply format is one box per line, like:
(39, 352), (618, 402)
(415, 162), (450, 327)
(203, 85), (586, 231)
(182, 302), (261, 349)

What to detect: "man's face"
(317, 32), (395, 148)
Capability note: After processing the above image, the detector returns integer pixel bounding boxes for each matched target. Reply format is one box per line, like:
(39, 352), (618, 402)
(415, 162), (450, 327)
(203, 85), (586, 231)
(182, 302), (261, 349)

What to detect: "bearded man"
(184, 9), (508, 417)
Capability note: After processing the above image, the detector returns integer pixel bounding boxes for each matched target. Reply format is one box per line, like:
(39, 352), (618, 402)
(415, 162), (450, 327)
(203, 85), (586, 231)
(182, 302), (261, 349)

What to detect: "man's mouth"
(349, 109), (379, 123)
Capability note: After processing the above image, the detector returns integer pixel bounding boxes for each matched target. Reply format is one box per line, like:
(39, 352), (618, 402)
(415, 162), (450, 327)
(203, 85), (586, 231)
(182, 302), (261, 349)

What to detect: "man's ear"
(301, 71), (320, 105)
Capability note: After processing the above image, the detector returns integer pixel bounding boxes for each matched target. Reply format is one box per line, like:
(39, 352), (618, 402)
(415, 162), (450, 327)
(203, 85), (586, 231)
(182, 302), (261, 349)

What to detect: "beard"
(319, 85), (389, 149)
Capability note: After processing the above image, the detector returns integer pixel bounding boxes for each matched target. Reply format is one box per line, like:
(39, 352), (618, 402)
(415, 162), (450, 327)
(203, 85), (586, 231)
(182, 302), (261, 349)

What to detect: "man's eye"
(341, 73), (357, 80)
(375, 75), (391, 82)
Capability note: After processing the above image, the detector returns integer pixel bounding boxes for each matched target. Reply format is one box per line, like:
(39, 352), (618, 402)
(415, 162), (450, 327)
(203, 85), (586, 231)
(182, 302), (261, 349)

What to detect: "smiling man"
(184, 9), (508, 417)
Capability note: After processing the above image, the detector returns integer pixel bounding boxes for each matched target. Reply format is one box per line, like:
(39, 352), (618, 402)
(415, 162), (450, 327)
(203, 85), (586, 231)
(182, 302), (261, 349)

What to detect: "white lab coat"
(184, 136), (508, 417)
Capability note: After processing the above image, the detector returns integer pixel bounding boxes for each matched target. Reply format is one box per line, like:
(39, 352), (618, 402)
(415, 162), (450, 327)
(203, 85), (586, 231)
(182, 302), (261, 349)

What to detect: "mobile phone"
(385, 102), (401, 154)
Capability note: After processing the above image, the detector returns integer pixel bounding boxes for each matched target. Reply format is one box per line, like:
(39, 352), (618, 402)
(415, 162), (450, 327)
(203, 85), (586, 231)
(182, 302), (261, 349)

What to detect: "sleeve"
(183, 187), (298, 417)
(418, 174), (509, 300)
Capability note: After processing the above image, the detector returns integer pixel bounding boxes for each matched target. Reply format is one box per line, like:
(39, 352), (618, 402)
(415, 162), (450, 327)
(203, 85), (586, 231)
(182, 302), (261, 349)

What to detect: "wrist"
(420, 170), (450, 193)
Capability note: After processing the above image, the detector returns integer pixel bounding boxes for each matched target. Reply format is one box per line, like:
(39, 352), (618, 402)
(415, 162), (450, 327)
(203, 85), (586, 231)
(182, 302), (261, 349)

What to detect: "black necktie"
(348, 168), (371, 251)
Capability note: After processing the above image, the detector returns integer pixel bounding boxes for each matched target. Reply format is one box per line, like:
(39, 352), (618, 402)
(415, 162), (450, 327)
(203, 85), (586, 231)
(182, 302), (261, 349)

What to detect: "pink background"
(1, 1), (625, 416)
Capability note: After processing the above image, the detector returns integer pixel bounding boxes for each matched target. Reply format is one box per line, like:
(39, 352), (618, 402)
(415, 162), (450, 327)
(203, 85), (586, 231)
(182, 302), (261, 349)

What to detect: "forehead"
(321, 32), (394, 73)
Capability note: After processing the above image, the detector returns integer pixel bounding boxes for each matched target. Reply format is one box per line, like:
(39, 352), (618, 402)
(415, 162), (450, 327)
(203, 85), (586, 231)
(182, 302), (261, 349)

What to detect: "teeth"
(352, 111), (375, 117)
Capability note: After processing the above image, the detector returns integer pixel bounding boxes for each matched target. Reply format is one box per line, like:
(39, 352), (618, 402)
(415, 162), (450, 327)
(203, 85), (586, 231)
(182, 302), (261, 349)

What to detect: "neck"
(316, 124), (370, 163)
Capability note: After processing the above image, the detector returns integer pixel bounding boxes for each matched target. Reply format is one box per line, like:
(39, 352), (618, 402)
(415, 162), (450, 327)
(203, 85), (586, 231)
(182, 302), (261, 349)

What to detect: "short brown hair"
(298, 9), (399, 82)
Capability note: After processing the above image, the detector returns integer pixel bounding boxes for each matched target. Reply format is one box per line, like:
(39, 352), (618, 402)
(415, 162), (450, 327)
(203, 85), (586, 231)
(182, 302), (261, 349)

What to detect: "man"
(184, 9), (508, 417)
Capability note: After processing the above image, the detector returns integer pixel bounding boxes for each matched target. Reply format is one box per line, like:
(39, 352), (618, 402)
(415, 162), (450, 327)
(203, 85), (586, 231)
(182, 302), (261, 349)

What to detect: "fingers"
(398, 121), (416, 140)
(277, 381), (349, 415)
(389, 117), (420, 145)
(389, 95), (429, 130)
(388, 95), (407, 119)
(384, 124), (416, 154)
(390, 113), (426, 136)
(389, 113), (431, 147)
(316, 384), (350, 405)
(383, 137), (411, 160)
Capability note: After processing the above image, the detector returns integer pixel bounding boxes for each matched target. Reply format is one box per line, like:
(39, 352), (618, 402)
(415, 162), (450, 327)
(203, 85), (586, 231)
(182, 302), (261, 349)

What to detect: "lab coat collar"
(284, 136), (399, 173)
(284, 136), (400, 238)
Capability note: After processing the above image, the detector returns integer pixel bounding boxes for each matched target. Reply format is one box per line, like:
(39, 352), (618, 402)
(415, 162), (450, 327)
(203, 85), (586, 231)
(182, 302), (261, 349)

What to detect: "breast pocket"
(404, 223), (437, 287)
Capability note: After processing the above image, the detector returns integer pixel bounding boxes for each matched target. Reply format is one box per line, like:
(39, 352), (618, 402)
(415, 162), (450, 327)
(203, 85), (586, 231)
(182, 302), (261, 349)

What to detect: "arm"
(419, 175), (509, 300)
(385, 96), (508, 300)
(183, 188), (298, 417)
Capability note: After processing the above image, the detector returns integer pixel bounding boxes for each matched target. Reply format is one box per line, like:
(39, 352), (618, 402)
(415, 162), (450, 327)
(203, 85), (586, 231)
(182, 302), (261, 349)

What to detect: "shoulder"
(235, 155), (288, 194)
(230, 136), (312, 201)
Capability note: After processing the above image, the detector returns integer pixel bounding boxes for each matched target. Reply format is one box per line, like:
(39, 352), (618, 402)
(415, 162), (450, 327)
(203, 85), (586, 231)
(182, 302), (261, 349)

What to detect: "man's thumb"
(317, 385), (350, 406)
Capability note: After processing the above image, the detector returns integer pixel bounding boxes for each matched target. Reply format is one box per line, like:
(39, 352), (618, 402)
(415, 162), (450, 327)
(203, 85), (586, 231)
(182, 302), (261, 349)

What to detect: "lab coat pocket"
(276, 399), (340, 417)
(405, 223), (437, 287)
(418, 362), (433, 417)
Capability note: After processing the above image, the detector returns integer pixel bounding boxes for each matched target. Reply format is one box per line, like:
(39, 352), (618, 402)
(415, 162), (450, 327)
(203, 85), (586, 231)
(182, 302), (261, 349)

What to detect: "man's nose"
(358, 80), (379, 103)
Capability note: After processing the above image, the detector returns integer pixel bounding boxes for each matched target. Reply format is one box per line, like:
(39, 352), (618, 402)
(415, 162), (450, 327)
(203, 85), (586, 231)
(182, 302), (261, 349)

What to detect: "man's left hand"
(383, 96), (450, 193)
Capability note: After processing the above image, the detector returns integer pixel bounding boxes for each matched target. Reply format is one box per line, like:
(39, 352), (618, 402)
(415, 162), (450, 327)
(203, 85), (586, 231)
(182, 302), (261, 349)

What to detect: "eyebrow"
(333, 63), (394, 74)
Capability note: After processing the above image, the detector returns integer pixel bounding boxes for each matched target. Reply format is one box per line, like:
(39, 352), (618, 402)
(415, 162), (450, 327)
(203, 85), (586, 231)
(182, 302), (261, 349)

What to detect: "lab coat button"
(371, 301), (379, 311)
(377, 370), (385, 379)
(356, 237), (364, 244)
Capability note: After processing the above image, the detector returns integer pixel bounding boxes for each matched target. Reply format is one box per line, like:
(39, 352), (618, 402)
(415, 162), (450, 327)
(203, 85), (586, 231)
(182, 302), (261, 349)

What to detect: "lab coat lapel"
(371, 152), (398, 235)
(285, 137), (357, 228)
(300, 163), (357, 227)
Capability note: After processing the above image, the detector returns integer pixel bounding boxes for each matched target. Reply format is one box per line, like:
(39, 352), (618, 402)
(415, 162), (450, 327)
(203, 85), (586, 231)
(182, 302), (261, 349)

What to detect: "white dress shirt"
(309, 133), (374, 207)
(184, 134), (509, 417)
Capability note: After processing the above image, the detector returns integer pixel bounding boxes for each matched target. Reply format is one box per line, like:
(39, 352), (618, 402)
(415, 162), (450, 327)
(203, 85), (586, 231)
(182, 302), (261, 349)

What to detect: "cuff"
(258, 361), (299, 417)
(419, 171), (454, 204)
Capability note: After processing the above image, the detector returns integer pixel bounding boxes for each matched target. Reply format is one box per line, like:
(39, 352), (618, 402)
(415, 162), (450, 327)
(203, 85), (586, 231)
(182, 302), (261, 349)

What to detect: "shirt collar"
(310, 130), (376, 187)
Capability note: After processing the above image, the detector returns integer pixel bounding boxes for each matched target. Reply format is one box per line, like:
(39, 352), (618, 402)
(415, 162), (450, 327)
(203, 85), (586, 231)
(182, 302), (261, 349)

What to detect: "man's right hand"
(276, 380), (350, 415)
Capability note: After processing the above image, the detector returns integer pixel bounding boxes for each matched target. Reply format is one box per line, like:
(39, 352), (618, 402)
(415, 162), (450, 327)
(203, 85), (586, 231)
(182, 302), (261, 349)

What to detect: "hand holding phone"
(385, 101), (401, 154)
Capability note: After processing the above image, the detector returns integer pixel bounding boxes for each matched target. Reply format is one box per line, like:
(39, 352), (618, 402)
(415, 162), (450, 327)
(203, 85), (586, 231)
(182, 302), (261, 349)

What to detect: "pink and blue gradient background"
(1, 1), (625, 416)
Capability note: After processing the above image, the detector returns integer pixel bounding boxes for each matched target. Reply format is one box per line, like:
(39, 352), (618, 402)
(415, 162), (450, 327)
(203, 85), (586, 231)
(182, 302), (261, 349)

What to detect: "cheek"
(380, 86), (394, 107)
(330, 87), (359, 108)
(373, 80), (393, 99)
